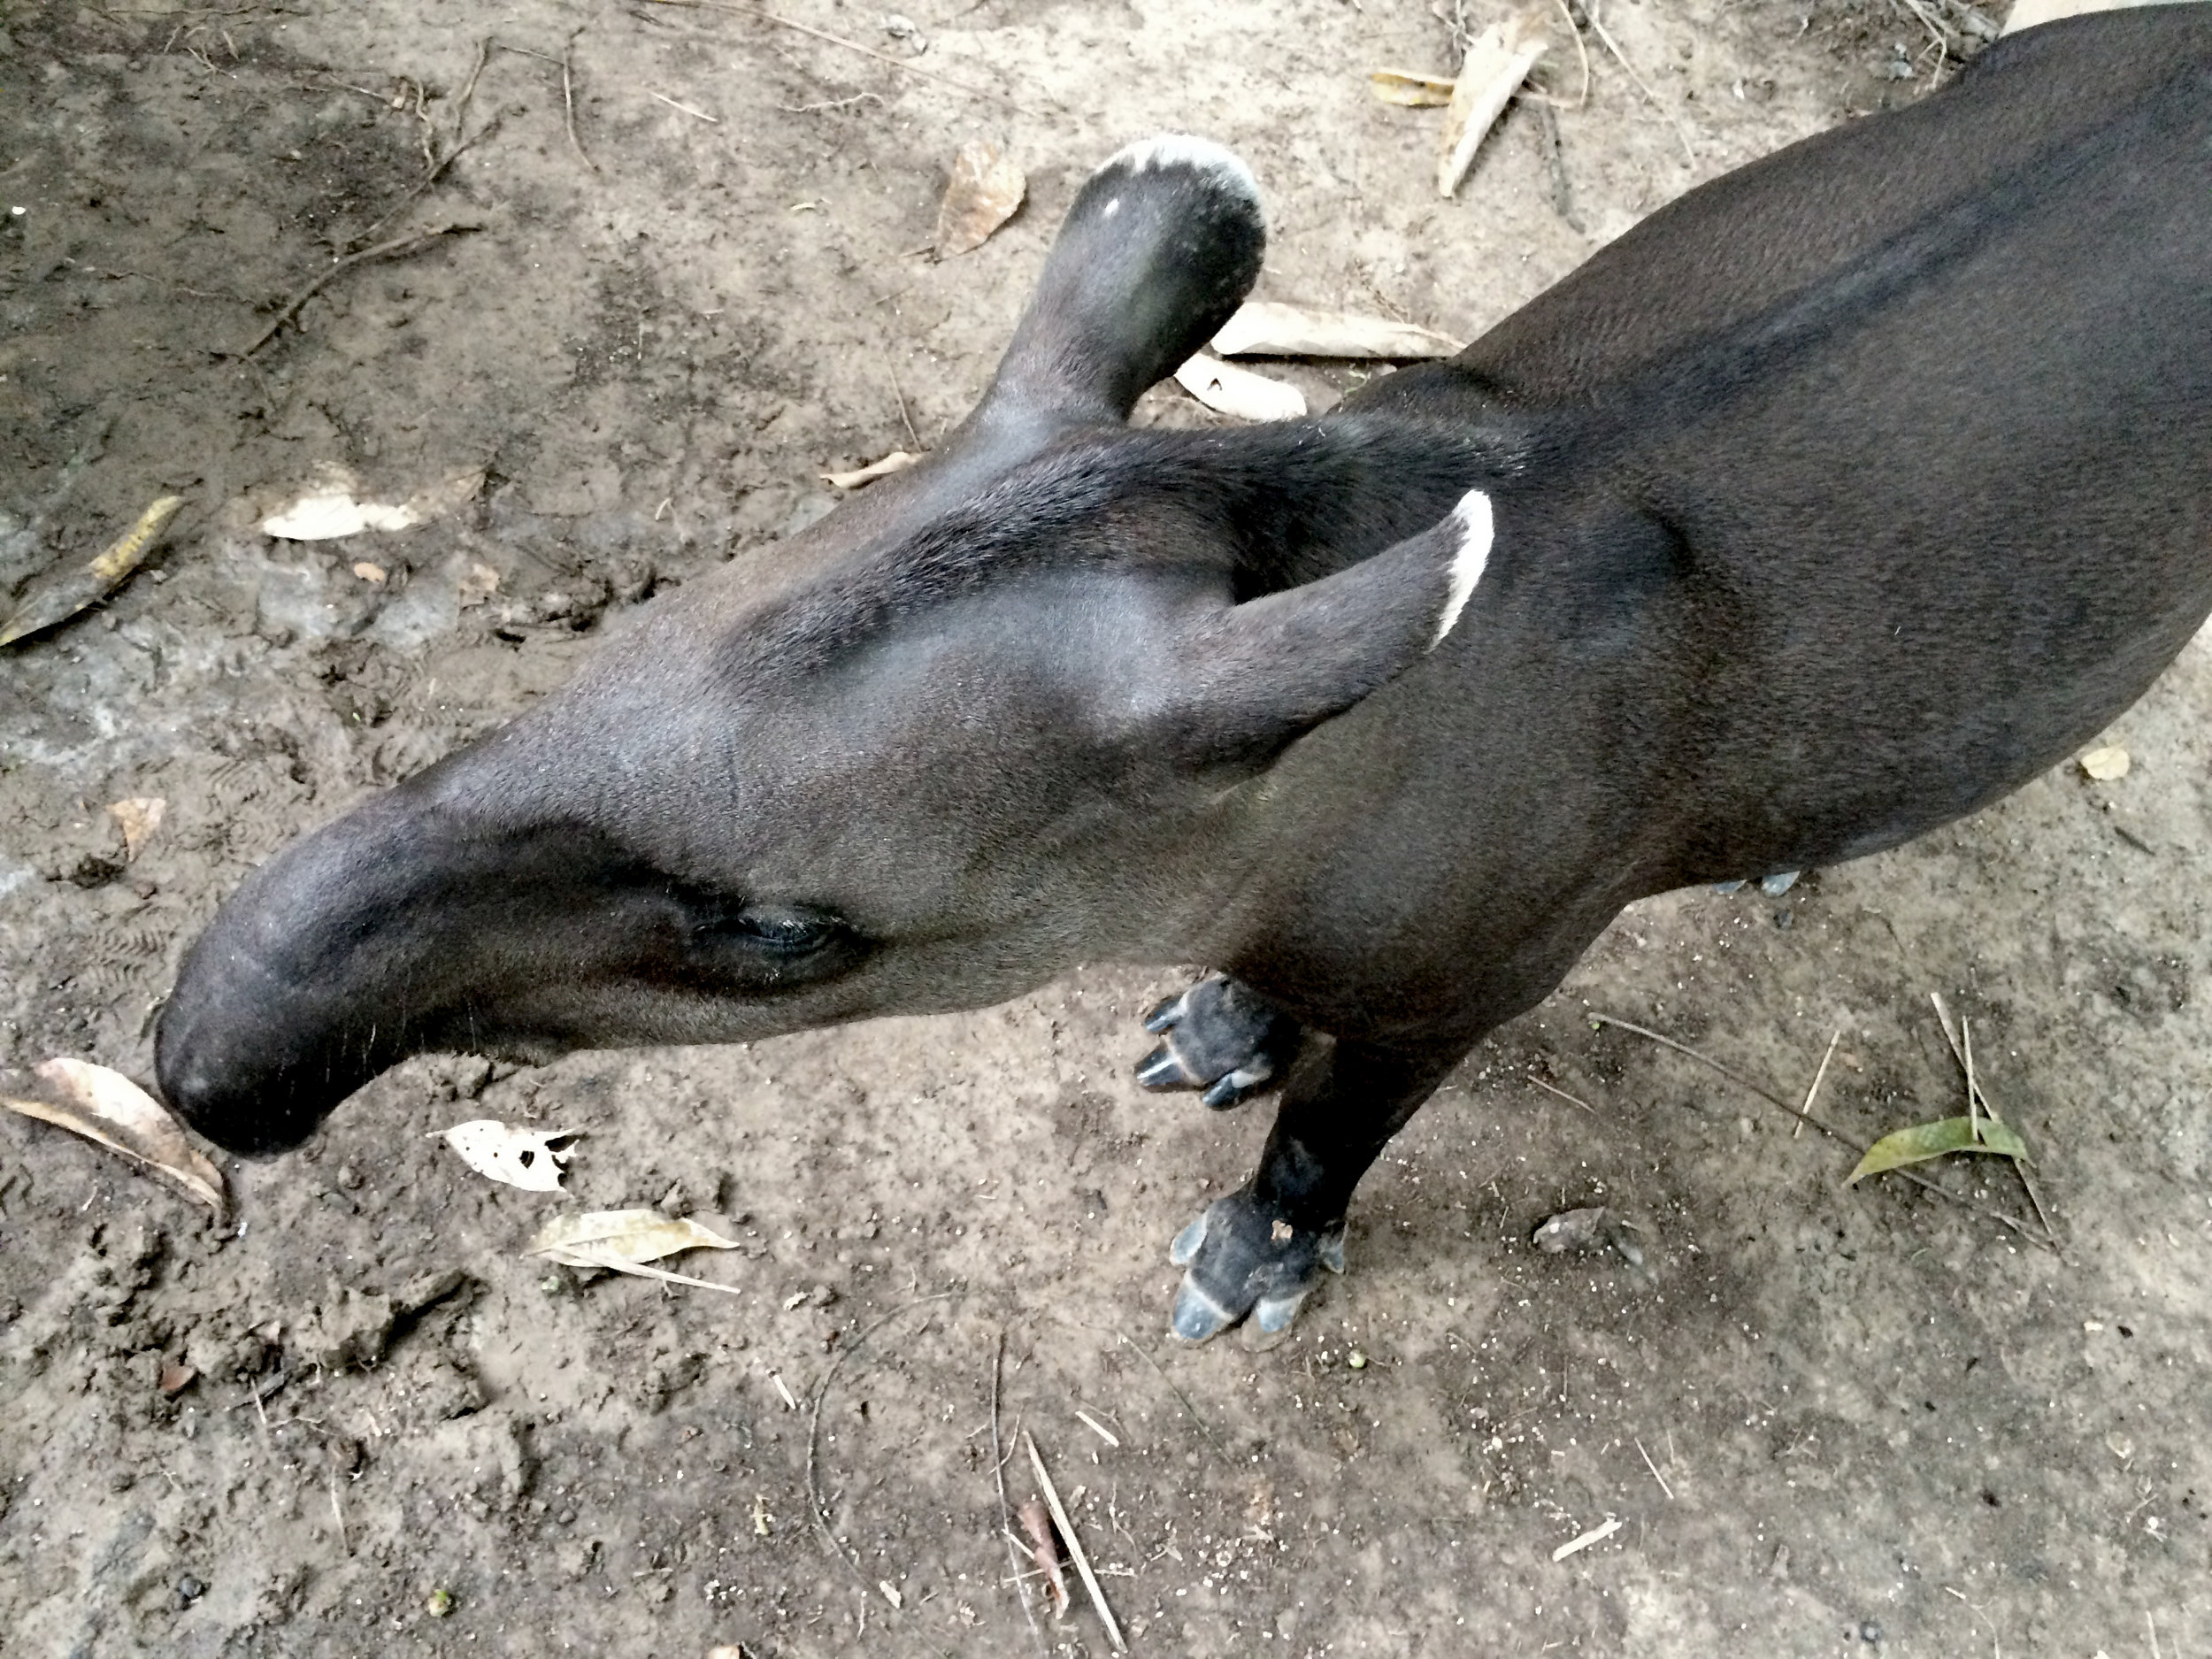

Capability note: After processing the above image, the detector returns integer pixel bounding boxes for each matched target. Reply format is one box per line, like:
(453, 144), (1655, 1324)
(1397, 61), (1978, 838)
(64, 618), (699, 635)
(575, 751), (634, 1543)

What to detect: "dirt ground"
(3, 0), (2208, 1654)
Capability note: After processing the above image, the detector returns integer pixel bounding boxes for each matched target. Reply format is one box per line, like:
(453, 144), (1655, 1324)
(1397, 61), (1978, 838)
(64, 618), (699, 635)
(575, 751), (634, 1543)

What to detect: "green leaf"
(1845, 1116), (2030, 1186)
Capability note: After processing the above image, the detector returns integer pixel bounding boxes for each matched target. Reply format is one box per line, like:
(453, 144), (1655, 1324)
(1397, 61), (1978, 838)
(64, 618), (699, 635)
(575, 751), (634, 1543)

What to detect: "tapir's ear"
(972, 134), (1267, 438)
(1164, 490), (1494, 765)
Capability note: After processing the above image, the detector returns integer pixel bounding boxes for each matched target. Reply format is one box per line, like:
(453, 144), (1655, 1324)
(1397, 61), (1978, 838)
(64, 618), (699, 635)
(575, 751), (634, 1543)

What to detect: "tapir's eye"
(730, 906), (839, 953)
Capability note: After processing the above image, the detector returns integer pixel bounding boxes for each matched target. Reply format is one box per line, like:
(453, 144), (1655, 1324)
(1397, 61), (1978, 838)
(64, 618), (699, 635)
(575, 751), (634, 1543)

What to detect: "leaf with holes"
(1844, 1116), (2030, 1186)
(434, 1119), (580, 1191)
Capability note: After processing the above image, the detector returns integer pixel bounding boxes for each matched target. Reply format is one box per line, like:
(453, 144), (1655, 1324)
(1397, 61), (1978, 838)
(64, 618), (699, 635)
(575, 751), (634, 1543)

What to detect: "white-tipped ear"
(1432, 489), (1493, 648)
(1163, 488), (1495, 764)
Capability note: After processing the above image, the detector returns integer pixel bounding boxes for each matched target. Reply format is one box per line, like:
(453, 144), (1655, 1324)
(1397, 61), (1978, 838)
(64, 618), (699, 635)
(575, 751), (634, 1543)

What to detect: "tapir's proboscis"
(160, 11), (2210, 1344)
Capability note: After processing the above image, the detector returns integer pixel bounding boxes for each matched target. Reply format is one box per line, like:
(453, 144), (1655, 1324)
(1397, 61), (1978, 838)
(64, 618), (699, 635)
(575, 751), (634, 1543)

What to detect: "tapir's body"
(159, 10), (2212, 1340)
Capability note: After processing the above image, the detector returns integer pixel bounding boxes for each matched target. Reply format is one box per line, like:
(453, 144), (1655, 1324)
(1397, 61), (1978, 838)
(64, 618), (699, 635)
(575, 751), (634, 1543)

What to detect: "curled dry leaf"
(1173, 352), (1308, 422)
(1369, 67), (1457, 106)
(1211, 301), (1463, 361)
(822, 450), (922, 490)
(259, 464), (484, 541)
(2, 1057), (227, 1218)
(435, 1119), (580, 1191)
(107, 796), (165, 861)
(1016, 1495), (1071, 1617)
(1437, 11), (1550, 198)
(935, 139), (1026, 257)
(0, 494), (184, 647)
(2078, 745), (2130, 780)
(530, 1208), (745, 1294)
(1531, 1204), (1609, 1254)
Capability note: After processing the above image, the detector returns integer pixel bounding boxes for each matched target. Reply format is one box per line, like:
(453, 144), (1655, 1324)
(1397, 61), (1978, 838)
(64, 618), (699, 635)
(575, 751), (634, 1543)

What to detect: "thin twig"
(1544, 0), (1591, 108)
(887, 362), (919, 451)
(1589, 1011), (2047, 1244)
(1963, 1015), (1979, 1141)
(1584, 0), (1695, 167)
(562, 28), (599, 170)
(1793, 1029), (1841, 1140)
(1025, 1432), (1125, 1653)
(327, 1467), (350, 1555)
(1528, 1074), (1598, 1114)
(1928, 993), (2062, 1249)
(242, 223), (480, 356)
(992, 1332), (1049, 1657)
(1115, 1332), (1225, 1460)
(1636, 1436), (1674, 1500)
(649, 89), (720, 122)
(805, 1291), (959, 1589)
(649, 0), (1058, 117)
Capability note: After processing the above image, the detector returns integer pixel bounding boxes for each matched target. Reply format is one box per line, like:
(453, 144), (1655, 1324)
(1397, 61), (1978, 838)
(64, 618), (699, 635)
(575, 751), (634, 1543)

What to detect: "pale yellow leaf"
(0, 495), (183, 647)
(1172, 352), (1308, 422)
(2078, 746), (2130, 781)
(529, 1208), (739, 1265)
(1369, 67), (1457, 106)
(1437, 12), (1550, 198)
(822, 450), (921, 490)
(4, 1057), (227, 1217)
(436, 1119), (580, 1191)
(106, 796), (165, 861)
(1211, 301), (1463, 361)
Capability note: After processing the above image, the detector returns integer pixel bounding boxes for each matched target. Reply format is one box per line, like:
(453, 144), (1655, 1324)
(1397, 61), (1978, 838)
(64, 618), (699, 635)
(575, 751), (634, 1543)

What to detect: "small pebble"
(175, 1575), (205, 1609)
(1347, 1350), (1368, 1371)
(1860, 1619), (1883, 1643)
(426, 1587), (454, 1618)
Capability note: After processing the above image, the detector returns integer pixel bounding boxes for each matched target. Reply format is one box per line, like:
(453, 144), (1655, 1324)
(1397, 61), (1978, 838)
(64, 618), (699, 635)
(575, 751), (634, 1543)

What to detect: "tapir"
(157, 8), (2211, 1343)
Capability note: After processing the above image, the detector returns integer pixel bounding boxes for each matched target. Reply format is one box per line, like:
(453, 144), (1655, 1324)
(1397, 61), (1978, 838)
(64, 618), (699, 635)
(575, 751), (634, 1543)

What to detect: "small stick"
(562, 28), (598, 170)
(1528, 1073), (1597, 1115)
(1793, 1030), (1841, 1140)
(327, 1466), (350, 1555)
(1115, 1332), (1225, 1460)
(1025, 1432), (1125, 1653)
(768, 1371), (799, 1410)
(1635, 1437), (1673, 1500)
(1074, 1409), (1120, 1449)
(1962, 1016), (1979, 1141)
(1590, 1011), (2048, 1244)
(887, 362), (919, 451)
(242, 223), (480, 356)
(1551, 1514), (1623, 1561)
(1549, 0), (1592, 107)
(1583, 0), (1695, 167)
(652, 0), (1058, 117)
(805, 1292), (959, 1587)
(1928, 993), (2062, 1248)
(649, 89), (720, 122)
(992, 1332), (1049, 1657)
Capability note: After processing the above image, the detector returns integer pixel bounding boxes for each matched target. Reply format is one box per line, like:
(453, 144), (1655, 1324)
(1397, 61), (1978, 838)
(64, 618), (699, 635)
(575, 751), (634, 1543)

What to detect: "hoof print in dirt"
(1167, 1189), (1345, 1345)
(1135, 974), (1302, 1110)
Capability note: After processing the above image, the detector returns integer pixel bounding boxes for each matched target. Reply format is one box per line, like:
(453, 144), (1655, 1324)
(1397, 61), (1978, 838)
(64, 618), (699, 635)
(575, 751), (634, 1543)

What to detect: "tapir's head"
(158, 136), (1492, 1153)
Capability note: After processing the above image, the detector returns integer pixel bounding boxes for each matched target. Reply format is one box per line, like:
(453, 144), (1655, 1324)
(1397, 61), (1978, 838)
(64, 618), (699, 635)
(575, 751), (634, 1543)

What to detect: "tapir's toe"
(1164, 1189), (1346, 1345)
(1134, 975), (1302, 1110)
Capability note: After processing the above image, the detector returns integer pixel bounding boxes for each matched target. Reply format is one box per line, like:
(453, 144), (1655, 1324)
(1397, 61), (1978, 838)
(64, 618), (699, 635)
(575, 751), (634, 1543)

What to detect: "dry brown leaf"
(1016, 1495), (1071, 1617)
(530, 1209), (745, 1294)
(1369, 67), (1457, 105)
(435, 1119), (580, 1191)
(1172, 353), (1308, 422)
(2078, 745), (2131, 780)
(1437, 12), (1550, 197)
(935, 139), (1026, 257)
(1211, 301), (1463, 361)
(0, 495), (184, 647)
(3, 1057), (227, 1217)
(822, 450), (922, 490)
(107, 796), (165, 861)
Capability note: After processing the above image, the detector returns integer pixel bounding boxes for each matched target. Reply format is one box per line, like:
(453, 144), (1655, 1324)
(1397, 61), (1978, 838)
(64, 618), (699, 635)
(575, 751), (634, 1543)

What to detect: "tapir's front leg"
(1165, 1037), (1464, 1342)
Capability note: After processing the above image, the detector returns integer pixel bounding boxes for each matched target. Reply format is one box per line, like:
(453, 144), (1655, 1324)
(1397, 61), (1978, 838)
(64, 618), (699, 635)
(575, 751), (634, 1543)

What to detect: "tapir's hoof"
(1135, 975), (1302, 1110)
(1165, 1190), (1346, 1345)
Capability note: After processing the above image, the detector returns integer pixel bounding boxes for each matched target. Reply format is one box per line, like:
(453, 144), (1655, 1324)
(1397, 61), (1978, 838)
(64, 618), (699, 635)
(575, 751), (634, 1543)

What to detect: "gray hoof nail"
(1252, 1289), (1306, 1334)
(1713, 879), (1747, 895)
(1142, 994), (1184, 1034)
(1318, 1230), (1347, 1275)
(1761, 869), (1801, 895)
(1171, 1276), (1234, 1343)
(1169, 1211), (1208, 1267)
(1136, 1046), (1187, 1088)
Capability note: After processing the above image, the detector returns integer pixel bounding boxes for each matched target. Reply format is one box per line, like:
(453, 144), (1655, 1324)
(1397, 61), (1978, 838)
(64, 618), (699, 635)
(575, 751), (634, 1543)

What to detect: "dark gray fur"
(158, 13), (2212, 1340)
